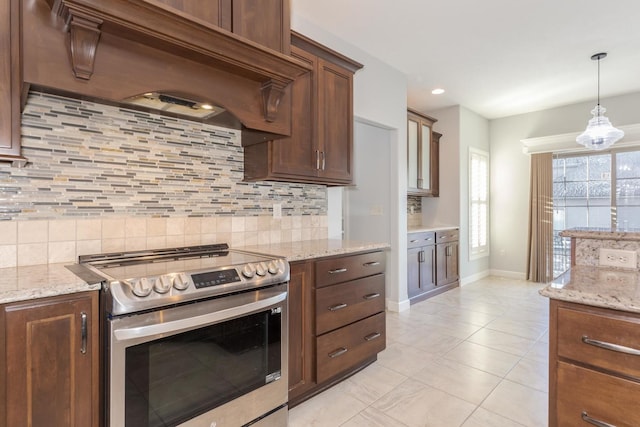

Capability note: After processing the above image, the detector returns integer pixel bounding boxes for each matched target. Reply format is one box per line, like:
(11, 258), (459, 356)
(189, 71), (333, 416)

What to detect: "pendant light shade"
(576, 52), (624, 150)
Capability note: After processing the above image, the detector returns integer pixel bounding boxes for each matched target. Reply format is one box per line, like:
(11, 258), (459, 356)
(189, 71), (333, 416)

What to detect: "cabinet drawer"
(435, 229), (459, 243)
(315, 251), (385, 288)
(557, 305), (640, 378)
(557, 362), (640, 427)
(316, 274), (385, 335)
(408, 232), (435, 249)
(316, 312), (386, 383)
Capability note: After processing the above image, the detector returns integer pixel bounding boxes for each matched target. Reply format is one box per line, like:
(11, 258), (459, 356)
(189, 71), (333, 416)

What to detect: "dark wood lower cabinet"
(288, 251), (386, 407)
(408, 229), (459, 304)
(288, 260), (317, 402)
(1, 292), (99, 427)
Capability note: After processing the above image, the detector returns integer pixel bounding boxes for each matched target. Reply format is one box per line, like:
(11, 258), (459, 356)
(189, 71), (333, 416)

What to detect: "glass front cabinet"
(407, 109), (440, 197)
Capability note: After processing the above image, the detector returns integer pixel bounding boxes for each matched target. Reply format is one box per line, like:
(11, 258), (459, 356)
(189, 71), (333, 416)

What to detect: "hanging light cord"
(596, 55), (601, 109)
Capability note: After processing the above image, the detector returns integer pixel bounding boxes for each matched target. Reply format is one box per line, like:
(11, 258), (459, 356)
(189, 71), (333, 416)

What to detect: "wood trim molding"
(64, 10), (103, 80)
(261, 80), (287, 123)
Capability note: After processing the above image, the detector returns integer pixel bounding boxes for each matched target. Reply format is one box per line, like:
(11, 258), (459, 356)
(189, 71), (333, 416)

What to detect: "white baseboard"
(386, 298), (411, 313)
(460, 270), (490, 286)
(489, 269), (527, 280)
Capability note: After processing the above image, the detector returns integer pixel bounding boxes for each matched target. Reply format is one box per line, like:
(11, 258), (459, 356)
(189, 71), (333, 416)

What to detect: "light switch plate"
(599, 248), (637, 269)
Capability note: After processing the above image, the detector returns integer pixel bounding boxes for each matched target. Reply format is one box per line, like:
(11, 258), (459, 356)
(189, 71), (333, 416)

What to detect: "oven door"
(107, 283), (288, 427)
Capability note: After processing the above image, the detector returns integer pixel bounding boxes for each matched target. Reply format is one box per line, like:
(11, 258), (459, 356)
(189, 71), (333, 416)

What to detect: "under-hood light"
(124, 92), (225, 120)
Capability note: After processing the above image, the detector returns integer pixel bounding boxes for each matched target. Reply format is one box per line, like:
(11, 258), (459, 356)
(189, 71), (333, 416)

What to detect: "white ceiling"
(291, 0), (640, 119)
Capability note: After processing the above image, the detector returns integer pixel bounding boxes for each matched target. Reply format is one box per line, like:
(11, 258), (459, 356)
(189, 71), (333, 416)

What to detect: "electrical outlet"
(272, 203), (282, 219)
(599, 248), (637, 269)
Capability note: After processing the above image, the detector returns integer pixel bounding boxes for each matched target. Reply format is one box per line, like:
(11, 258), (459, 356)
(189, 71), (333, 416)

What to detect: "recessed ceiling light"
(201, 104), (214, 110)
(432, 88), (445, 95)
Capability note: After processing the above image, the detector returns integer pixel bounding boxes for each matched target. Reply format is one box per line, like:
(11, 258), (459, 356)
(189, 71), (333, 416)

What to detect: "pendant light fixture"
(576, 52), (624, 150)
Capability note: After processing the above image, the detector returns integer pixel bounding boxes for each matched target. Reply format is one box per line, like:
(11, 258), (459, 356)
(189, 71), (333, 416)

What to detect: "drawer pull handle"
(328, 347), (348, 358)
(363, 293), (380, 300)
(328, 268), (347, 274)
(80, 312), (88, 355)
(363, 261), (380, 267)
(581, 335), (640, 356)
(364, 332), (381, 341)
(329, 303), (348, 311)
(409, 239), (419, 243)
(581, 412), (616, 427)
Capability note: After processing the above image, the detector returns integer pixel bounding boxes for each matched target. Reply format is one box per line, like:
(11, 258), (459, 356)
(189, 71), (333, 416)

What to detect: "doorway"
(344, 120), (392, 243)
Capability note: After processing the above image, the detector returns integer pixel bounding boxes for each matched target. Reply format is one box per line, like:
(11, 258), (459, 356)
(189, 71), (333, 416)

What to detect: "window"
(469, 148), (489, 259)
(552, 148), (640, 275)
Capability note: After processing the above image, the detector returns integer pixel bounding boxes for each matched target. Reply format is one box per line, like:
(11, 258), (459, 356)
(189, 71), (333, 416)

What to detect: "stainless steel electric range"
(75, 243), (290, 427)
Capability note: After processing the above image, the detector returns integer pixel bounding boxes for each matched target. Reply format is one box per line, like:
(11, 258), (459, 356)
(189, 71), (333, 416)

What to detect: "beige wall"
(489, 91), (640, 277)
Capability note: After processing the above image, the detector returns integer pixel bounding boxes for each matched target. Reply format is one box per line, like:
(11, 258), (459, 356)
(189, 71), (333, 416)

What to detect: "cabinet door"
(407, 247), (422, 298)
(2, 292), (99, 427)
(288, 261), (317, 401)
(317, 58), (353, 183)
(270, 46), (317, 178)
(420, 244), (436, 292)
(407, 117), (419, 189)
(437, 242), (459, 286)
(230, 0), (290, 53)
(408, 245), (435, 299)
(152, 0), (226, 27)
(0, 0), (21, 160)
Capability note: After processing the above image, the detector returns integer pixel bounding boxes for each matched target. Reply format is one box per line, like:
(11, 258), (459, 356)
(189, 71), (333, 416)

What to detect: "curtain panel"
(526, 153), (554, 282)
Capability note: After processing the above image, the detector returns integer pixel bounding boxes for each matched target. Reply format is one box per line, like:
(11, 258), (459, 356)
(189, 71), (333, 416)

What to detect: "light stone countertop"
(539, 265), (640, 313)
(238, 239), (390, 262)
(408, 225), (459, 234)
(560, 227), (640, 241)
(0, 263), (101, 305)
(0, 239), (389, 305)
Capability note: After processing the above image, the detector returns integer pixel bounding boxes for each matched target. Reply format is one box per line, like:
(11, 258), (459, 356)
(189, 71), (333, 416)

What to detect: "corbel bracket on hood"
(26, 0), (311, 142)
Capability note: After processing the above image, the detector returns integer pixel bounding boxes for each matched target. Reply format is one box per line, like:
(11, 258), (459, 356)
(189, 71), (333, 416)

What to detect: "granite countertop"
(540, 265), (640, 313)
(0, 263), (101, 305)
(0, 239), (389, 305)
(408, 225), (458, 233)
(560, 227), (640, 241)
(239, 239), (390, 262)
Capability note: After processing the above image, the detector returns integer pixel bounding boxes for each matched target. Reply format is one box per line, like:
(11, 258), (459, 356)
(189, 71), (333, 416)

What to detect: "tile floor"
(288, 276), (549, 427)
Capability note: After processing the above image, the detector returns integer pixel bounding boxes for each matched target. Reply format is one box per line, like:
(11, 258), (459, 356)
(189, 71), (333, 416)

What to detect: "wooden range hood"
(21, 0), (311, 145)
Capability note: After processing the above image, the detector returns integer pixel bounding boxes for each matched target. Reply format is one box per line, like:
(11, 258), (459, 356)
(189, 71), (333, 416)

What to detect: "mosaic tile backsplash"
(0, 92), (329, 268)
(0, 91), (327, 220)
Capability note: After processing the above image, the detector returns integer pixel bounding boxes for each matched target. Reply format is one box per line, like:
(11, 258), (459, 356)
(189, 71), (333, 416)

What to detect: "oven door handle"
(113, 291), (287, 342)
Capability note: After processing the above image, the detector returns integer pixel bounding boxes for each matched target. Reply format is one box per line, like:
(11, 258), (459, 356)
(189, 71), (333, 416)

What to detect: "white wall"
(423, 106), (491, 283)
(291, 15), (409, 310)
(422, 106), (461, 227)
(459, 107), (491, 282)
(490, 91), (640, 277)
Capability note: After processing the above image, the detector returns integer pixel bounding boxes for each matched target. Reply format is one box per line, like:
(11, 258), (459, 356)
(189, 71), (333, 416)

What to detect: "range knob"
(155, 275), (172, 294)
(173, 273), (190, 291)
(242, 264), (256, 278)
(267, 260), (279, 275)
(256, 262), (267, 277)
(132, 278), (153, 297)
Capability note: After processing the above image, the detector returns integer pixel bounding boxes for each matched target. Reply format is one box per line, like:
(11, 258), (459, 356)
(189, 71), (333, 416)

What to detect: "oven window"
(124, 309), (281, 427)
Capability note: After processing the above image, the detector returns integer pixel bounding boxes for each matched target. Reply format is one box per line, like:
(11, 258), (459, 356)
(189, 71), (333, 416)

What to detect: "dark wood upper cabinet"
(407, 109), (440, 197)
(244, 31), (363, 186)
(0, 0), (26, 166)
(152, 0), (291, 54)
